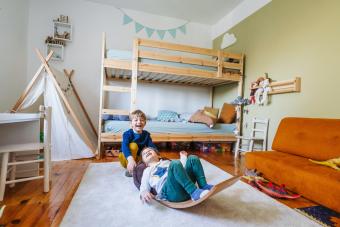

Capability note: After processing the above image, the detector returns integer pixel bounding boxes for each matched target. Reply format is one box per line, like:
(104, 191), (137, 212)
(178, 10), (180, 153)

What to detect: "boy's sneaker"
(125, 170), (132, 177)
(201, 184), (214, 190)
(190, 188), (210, 201)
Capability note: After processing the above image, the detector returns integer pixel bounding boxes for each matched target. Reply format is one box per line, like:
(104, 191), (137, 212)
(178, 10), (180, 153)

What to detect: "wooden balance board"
(156, 175), (241, 209)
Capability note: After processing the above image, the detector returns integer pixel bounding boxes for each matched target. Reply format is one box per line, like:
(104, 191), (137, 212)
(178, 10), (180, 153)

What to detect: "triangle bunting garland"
(145, 27), (155, 38)
(121, 11), (188, 40)
(135, 22), (144, 33)
(123, 14), (133, 25)
(178, 25), (186, 34)
(168, 29), (177, 38)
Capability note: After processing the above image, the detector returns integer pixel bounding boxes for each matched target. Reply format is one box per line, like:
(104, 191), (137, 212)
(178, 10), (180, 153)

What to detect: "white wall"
(26, 0), (212, 128)
(0, 0), (29, 112)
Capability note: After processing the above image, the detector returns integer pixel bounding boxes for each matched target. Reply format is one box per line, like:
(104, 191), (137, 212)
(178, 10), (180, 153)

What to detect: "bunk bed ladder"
(98, 34), (138, 157)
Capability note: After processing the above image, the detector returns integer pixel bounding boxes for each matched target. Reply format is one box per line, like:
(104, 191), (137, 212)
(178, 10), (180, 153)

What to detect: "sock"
(125, 170), (132, 177)
(190, 188), (210, 201)
(201, 184), (214, 190)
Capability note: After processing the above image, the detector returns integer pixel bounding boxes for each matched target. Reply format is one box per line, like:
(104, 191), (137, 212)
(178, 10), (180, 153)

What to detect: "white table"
(0, 108), (51, 201)
(0, 113), (41, 178)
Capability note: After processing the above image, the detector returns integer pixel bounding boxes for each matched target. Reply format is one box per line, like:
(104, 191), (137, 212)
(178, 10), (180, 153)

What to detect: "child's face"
(131, 116), (146, 133)
(142, 148), (159, 164)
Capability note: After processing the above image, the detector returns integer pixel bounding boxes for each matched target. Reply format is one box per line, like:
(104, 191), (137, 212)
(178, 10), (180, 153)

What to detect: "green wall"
(213, 0), (340, 149)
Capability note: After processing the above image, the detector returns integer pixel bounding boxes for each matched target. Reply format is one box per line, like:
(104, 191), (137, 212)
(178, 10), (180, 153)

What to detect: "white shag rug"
(61, 160), (318, 227)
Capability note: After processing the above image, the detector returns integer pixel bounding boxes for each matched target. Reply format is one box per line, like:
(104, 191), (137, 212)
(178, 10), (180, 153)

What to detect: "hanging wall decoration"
(121, 10), (188, 40)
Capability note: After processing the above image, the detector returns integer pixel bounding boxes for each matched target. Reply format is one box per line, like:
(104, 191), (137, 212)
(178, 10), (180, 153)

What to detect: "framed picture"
(46, 43), (64, 61)
(53, 21), (72, 42)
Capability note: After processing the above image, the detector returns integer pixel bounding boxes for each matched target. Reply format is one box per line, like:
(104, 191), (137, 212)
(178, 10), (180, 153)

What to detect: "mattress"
(107, 49), (216, 71)
(103, 120), (236, 135)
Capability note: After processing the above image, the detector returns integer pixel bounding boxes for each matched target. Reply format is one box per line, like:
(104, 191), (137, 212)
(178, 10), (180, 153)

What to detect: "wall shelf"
(46, 43), (64, 61)
(268, 77), (301, 94)
(53, 21), (72, 42)
(254, 77), (301, 95)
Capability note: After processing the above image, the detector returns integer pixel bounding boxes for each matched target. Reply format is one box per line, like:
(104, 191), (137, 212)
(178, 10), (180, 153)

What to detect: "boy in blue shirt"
(119, 110), (157, 177)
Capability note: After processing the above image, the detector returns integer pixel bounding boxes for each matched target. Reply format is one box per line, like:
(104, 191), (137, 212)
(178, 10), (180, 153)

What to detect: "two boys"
(118, 109), (213, 202)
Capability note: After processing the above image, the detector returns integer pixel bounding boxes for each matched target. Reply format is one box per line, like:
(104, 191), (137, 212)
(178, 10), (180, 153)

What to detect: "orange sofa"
(245, 117), (340, 212)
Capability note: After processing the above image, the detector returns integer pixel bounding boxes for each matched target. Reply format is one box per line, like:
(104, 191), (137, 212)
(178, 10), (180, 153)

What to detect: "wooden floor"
(0, 150), (316, 227)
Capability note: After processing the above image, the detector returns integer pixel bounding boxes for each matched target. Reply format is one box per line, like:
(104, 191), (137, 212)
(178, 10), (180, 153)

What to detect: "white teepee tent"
(12, 50), (97, 161)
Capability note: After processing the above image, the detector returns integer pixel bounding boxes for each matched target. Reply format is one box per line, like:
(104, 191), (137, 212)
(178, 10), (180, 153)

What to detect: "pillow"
(203, 107), (219, 119)
(218, 103), (236, 123)
(189, 110), (217, 128)
(157, 110), (180, 122)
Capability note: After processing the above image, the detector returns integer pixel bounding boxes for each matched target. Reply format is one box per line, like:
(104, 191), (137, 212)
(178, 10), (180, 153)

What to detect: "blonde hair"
(130, 109), (146, 121)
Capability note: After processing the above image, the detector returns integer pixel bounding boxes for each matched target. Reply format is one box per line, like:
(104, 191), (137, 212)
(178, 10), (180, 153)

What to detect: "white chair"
(234, 117), (269, 158)
(0, 106), (51, 201)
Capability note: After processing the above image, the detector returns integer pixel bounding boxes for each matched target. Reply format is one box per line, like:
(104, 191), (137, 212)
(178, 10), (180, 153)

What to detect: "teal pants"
(160, 155), (208, 202)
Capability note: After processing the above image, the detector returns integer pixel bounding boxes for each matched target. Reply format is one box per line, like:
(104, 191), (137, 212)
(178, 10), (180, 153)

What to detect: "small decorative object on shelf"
(46, 43), (64, 61)
(53, 15), (72, 41)
(45, 36), (66, 46)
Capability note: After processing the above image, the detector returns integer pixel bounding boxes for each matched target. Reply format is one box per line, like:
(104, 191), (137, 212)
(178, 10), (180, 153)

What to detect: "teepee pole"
(35, 49), (96, 154)
(63, 69), (98, 137)
(11, 51), (53, 112)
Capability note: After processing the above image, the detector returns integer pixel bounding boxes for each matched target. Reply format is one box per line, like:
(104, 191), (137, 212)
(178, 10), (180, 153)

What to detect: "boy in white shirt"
(140, 147), (213, 203)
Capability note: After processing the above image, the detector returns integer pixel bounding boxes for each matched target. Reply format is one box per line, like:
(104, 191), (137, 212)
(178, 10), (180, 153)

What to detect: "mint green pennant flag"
(135, 22), (144, 33)
(178, 25), (186, 34)
(123, 14), (133, 25)
(168, 28), (177, 38)
(145, 27), (155, 38)
(157, 30), (166, 40)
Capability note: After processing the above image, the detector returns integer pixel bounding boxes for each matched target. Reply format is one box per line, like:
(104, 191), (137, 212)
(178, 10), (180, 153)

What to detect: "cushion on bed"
(157, 110), (180, 122)
(203, 107), (219, 119)
(218, 103), (236, 123)
(189, 110), (217, 128)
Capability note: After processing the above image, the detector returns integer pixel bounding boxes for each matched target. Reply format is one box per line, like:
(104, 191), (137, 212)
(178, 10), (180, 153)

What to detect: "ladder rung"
(103, 85), (131, 93)
(8, 159), (43, 166)
(6, 175), (44, 184)
(102, 109), (130, 115)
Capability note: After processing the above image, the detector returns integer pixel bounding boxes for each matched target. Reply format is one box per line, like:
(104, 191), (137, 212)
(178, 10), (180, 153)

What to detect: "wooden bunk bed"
(98, 33), (245, 156)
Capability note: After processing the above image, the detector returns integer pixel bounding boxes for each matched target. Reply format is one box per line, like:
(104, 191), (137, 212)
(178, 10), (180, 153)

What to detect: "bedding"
(103, 120), (236, 135)
(107, 49), (217, 71)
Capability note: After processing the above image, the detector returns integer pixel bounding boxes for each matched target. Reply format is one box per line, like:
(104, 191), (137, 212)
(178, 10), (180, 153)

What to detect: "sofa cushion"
(272, 117), (340, 160)
(245, 151), (340, 212)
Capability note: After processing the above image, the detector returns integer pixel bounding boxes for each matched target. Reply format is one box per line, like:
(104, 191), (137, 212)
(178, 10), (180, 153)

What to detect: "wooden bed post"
(236, 54), (245, 136)
(131, 38), (139, 111)
(217, 50), (223, 78)
(97, 32), (107, 158)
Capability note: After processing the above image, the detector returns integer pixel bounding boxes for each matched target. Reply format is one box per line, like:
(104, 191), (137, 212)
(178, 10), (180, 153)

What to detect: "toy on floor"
(244, 169), (300, 199)
(309, 157), (340, 170)
(254, 179), (301, 199)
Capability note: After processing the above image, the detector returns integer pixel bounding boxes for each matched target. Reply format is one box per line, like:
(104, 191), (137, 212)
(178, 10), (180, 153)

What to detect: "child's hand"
(140, 191), (155, 203)
(127, 156), (136, 174)
(180, 150), (188, 157)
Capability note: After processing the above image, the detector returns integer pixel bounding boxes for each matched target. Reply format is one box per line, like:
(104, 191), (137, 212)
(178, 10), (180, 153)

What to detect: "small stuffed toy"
(249, 77), (264, 104)
(255, 77), (272, 105)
